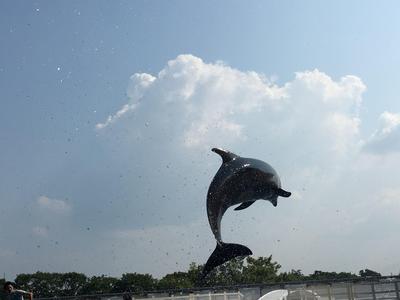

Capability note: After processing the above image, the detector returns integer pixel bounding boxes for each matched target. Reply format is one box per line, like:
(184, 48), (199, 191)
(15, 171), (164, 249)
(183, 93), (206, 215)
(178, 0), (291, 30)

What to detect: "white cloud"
(96, 73), (156, 129)
(97, 55), (365, 160)
(37, 196), (71, 214)
(91, 54), (400, 275)
(96, 104), (137, 130)
(363, 111), (400, 154)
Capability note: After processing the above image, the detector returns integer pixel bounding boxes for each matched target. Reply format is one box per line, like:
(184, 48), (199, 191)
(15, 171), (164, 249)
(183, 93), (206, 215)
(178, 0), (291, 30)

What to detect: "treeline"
(0, 256), (383, 298)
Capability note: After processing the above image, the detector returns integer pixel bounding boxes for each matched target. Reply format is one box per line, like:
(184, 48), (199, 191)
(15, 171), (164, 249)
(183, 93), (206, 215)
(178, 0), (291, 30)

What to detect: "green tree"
(198, 257), (245, 287)
(113, 273), (157, 294)
(277, 269), (305, 282)
(158, 272), (193, 290)
(187, 262), (202, 286)
(59, 272), (88, 296)
(196, 256), (282, 287)
(213, 257), (246, 286)
(307, 271), (357, 281)
(15, 272), (87, 297)
(15, 272), (57, 297)
(81, 275), (118, 294)
(242, 256), (281, 284)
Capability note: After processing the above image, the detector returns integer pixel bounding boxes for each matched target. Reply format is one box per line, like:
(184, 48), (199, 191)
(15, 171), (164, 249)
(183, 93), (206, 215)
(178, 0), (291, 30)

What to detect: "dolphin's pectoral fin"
(212, 148), (238, 163)
(234, 201), (256, 210)
(199, 242), (252, 281)
(277, 188), (291, 197)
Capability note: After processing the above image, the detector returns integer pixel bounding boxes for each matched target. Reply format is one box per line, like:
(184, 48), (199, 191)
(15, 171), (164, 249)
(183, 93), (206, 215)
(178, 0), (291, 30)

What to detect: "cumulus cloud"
(91, 55), (400, 275)
(95, 54), (370, 232)
(96, 73), (156, 129)
(97, 55), (366, 164)
(37, 196), (71, 214)
(363, 111), (400, 154)
(96, 104), (136, 130)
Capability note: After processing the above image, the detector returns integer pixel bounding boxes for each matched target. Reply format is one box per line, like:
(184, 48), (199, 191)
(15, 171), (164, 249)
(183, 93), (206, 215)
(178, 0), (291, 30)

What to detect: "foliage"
(307, 271), (358, 281)
(187, 262), (202, 285)
(6, 257), (383, 297)
(112, 273), (157, 293)
(202, 257), (246, 287)
(276, 269), (305, 282)
(59, 272), (88, 296)
(15, 272), (88, 297)
(81, 275), (118, 294)
(242, 256), (281, 284)
(197, 256), (281, 287)
(158, 272), (193, 290)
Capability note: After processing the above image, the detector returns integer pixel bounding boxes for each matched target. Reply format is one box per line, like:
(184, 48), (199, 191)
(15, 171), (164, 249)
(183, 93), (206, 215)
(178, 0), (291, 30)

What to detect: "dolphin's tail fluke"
(199, 242), (252, 282)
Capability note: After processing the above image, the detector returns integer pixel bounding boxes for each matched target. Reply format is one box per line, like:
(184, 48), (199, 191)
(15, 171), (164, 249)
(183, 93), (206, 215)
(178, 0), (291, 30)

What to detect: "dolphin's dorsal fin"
(212, 148), (238, 163)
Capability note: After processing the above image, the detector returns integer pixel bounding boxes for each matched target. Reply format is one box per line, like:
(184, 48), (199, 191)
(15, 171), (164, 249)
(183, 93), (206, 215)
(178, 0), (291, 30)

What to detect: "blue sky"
(2, 1), (400, 279)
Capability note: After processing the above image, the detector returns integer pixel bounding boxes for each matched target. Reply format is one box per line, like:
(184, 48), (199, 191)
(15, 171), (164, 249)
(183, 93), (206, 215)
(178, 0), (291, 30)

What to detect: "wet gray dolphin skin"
(201, 148), (291, 279)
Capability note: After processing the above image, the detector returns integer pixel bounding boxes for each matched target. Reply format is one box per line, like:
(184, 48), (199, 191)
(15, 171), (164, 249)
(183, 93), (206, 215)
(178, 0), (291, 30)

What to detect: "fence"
(36, 292), (244, 300)
(35, 277), (400, 300)
(239, 278), (400, 300)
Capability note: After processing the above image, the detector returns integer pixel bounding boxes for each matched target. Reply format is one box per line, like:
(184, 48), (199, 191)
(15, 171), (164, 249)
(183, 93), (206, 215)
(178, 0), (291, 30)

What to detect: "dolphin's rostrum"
(201, 148), (291, 279)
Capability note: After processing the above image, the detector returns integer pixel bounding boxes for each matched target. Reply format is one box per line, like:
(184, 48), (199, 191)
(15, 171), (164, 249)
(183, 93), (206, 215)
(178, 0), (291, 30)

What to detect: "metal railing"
(35, 277), (400, 300)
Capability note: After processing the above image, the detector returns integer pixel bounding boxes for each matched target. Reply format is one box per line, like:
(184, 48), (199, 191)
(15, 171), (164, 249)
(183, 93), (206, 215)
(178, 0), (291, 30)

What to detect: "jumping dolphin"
(201, 148), (291, 279)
